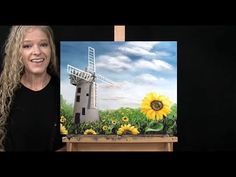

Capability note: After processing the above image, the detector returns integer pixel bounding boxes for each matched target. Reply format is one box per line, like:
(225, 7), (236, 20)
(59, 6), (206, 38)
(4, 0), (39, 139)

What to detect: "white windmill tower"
(67, 47), (113, 124)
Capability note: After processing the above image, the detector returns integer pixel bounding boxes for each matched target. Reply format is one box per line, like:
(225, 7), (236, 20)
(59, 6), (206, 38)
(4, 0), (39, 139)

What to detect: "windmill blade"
(87, 47), (96, 73)
(67, 65), (93, 82)
(96, 74), (113, 85)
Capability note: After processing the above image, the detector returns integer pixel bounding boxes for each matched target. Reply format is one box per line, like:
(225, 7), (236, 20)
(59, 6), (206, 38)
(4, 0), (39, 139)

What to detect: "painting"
(60, 41), (177, 136)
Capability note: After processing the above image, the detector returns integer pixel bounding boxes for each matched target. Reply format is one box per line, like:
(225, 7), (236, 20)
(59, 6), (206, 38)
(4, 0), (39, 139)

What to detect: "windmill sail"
(96, 74), (113, 85)
(67, 65), (93, 82)
(87, 47), (96, 73)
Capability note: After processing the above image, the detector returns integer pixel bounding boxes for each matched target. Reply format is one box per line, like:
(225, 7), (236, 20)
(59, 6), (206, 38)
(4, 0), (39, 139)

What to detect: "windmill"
(67, 47), (114, 124)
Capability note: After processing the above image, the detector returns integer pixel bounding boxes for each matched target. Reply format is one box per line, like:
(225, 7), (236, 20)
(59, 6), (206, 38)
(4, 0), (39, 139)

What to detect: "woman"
(0, 26), (62, 151)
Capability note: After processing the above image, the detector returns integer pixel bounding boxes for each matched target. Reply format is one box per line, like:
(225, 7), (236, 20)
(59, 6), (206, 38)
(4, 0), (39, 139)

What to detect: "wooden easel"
(114, 25), (125, 41)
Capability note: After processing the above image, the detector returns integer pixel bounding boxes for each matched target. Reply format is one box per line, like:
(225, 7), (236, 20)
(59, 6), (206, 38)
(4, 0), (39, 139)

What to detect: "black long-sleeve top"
(4, 75), (62, 151)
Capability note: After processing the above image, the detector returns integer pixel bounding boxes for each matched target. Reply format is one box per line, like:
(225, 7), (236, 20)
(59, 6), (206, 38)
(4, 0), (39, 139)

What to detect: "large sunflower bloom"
(84, 129), (97, 135)
(60, 123), (68, 135)
(141, 92), (172, 121)
(117, 124), (139, 135)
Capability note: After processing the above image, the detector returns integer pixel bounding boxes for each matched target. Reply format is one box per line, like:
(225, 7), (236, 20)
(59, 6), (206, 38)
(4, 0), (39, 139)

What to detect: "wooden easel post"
(114, 25), (125, 41)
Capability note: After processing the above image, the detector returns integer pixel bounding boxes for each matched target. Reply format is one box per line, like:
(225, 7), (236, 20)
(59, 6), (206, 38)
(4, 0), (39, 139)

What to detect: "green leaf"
(145, 122), (164, 133)
(167, 104), (177, 120)
(145, 127), (163, 132)
(166, 127), (174, 134)
(165, 118), (175, 127)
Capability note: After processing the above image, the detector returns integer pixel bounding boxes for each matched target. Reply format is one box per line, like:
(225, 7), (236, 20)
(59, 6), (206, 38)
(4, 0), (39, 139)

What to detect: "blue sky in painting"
(61, 41), (177, 110)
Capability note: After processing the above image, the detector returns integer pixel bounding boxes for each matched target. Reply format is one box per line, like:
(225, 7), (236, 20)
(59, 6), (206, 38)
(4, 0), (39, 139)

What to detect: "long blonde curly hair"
(0, 26), (58, 150)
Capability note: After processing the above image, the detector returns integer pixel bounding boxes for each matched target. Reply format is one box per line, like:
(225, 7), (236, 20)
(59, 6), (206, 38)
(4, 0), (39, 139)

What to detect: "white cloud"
(119, 46), (156, 57)
(156, 51), (171, 57)
(96, 54), (173, 73)
(96, 79), (177, 110)
(125, 42), (160, 50)
(135, 59), (173, 71)
(153, 60), (173, 70)
(118, 42), (160, 57)
(60, 77), (177, 111)
(135, 73), (165, 84)
(96, 55), (133, 72)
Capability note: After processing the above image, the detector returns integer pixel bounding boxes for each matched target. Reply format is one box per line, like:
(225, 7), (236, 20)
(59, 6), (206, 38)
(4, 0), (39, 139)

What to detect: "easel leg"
(66, 143), (73, 151)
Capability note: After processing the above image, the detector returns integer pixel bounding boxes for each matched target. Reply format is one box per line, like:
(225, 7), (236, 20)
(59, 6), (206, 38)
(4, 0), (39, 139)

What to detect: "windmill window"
(77, 87), (81, 93)
(76, 95), (80, 102)
(75, 113), (80, 124)
(86, 93), (89, 96)
(82, 108), (85, 115)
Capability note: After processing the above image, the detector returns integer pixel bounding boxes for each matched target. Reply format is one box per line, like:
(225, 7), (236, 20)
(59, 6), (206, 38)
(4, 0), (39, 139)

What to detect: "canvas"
(60, 41), (177, 136)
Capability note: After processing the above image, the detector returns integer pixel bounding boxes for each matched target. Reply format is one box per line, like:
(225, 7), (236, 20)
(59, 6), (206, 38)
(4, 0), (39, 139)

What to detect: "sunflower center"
(150, 100), (163, 111)
(124, 130), (132, 135)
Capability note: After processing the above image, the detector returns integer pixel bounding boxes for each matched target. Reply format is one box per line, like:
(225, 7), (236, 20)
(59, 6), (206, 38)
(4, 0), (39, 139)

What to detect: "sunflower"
(141, 92), (172, 121)
(102, 125), (108, 131)
(117, 124), (139, 135)
(60, 123), (68, 135)
(84, 129), (97, 135)
(60, 115), (66, 123)
(112, 120), (117, 125)
(122, 116), (129, 122)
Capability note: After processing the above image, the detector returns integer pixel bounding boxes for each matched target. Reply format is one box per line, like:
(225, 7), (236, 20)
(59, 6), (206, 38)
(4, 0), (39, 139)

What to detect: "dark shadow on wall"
(126, 25), (236, 151)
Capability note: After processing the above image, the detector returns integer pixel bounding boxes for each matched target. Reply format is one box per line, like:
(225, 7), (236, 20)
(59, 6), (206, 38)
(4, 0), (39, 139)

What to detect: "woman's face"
(20, 27), (51, 76)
